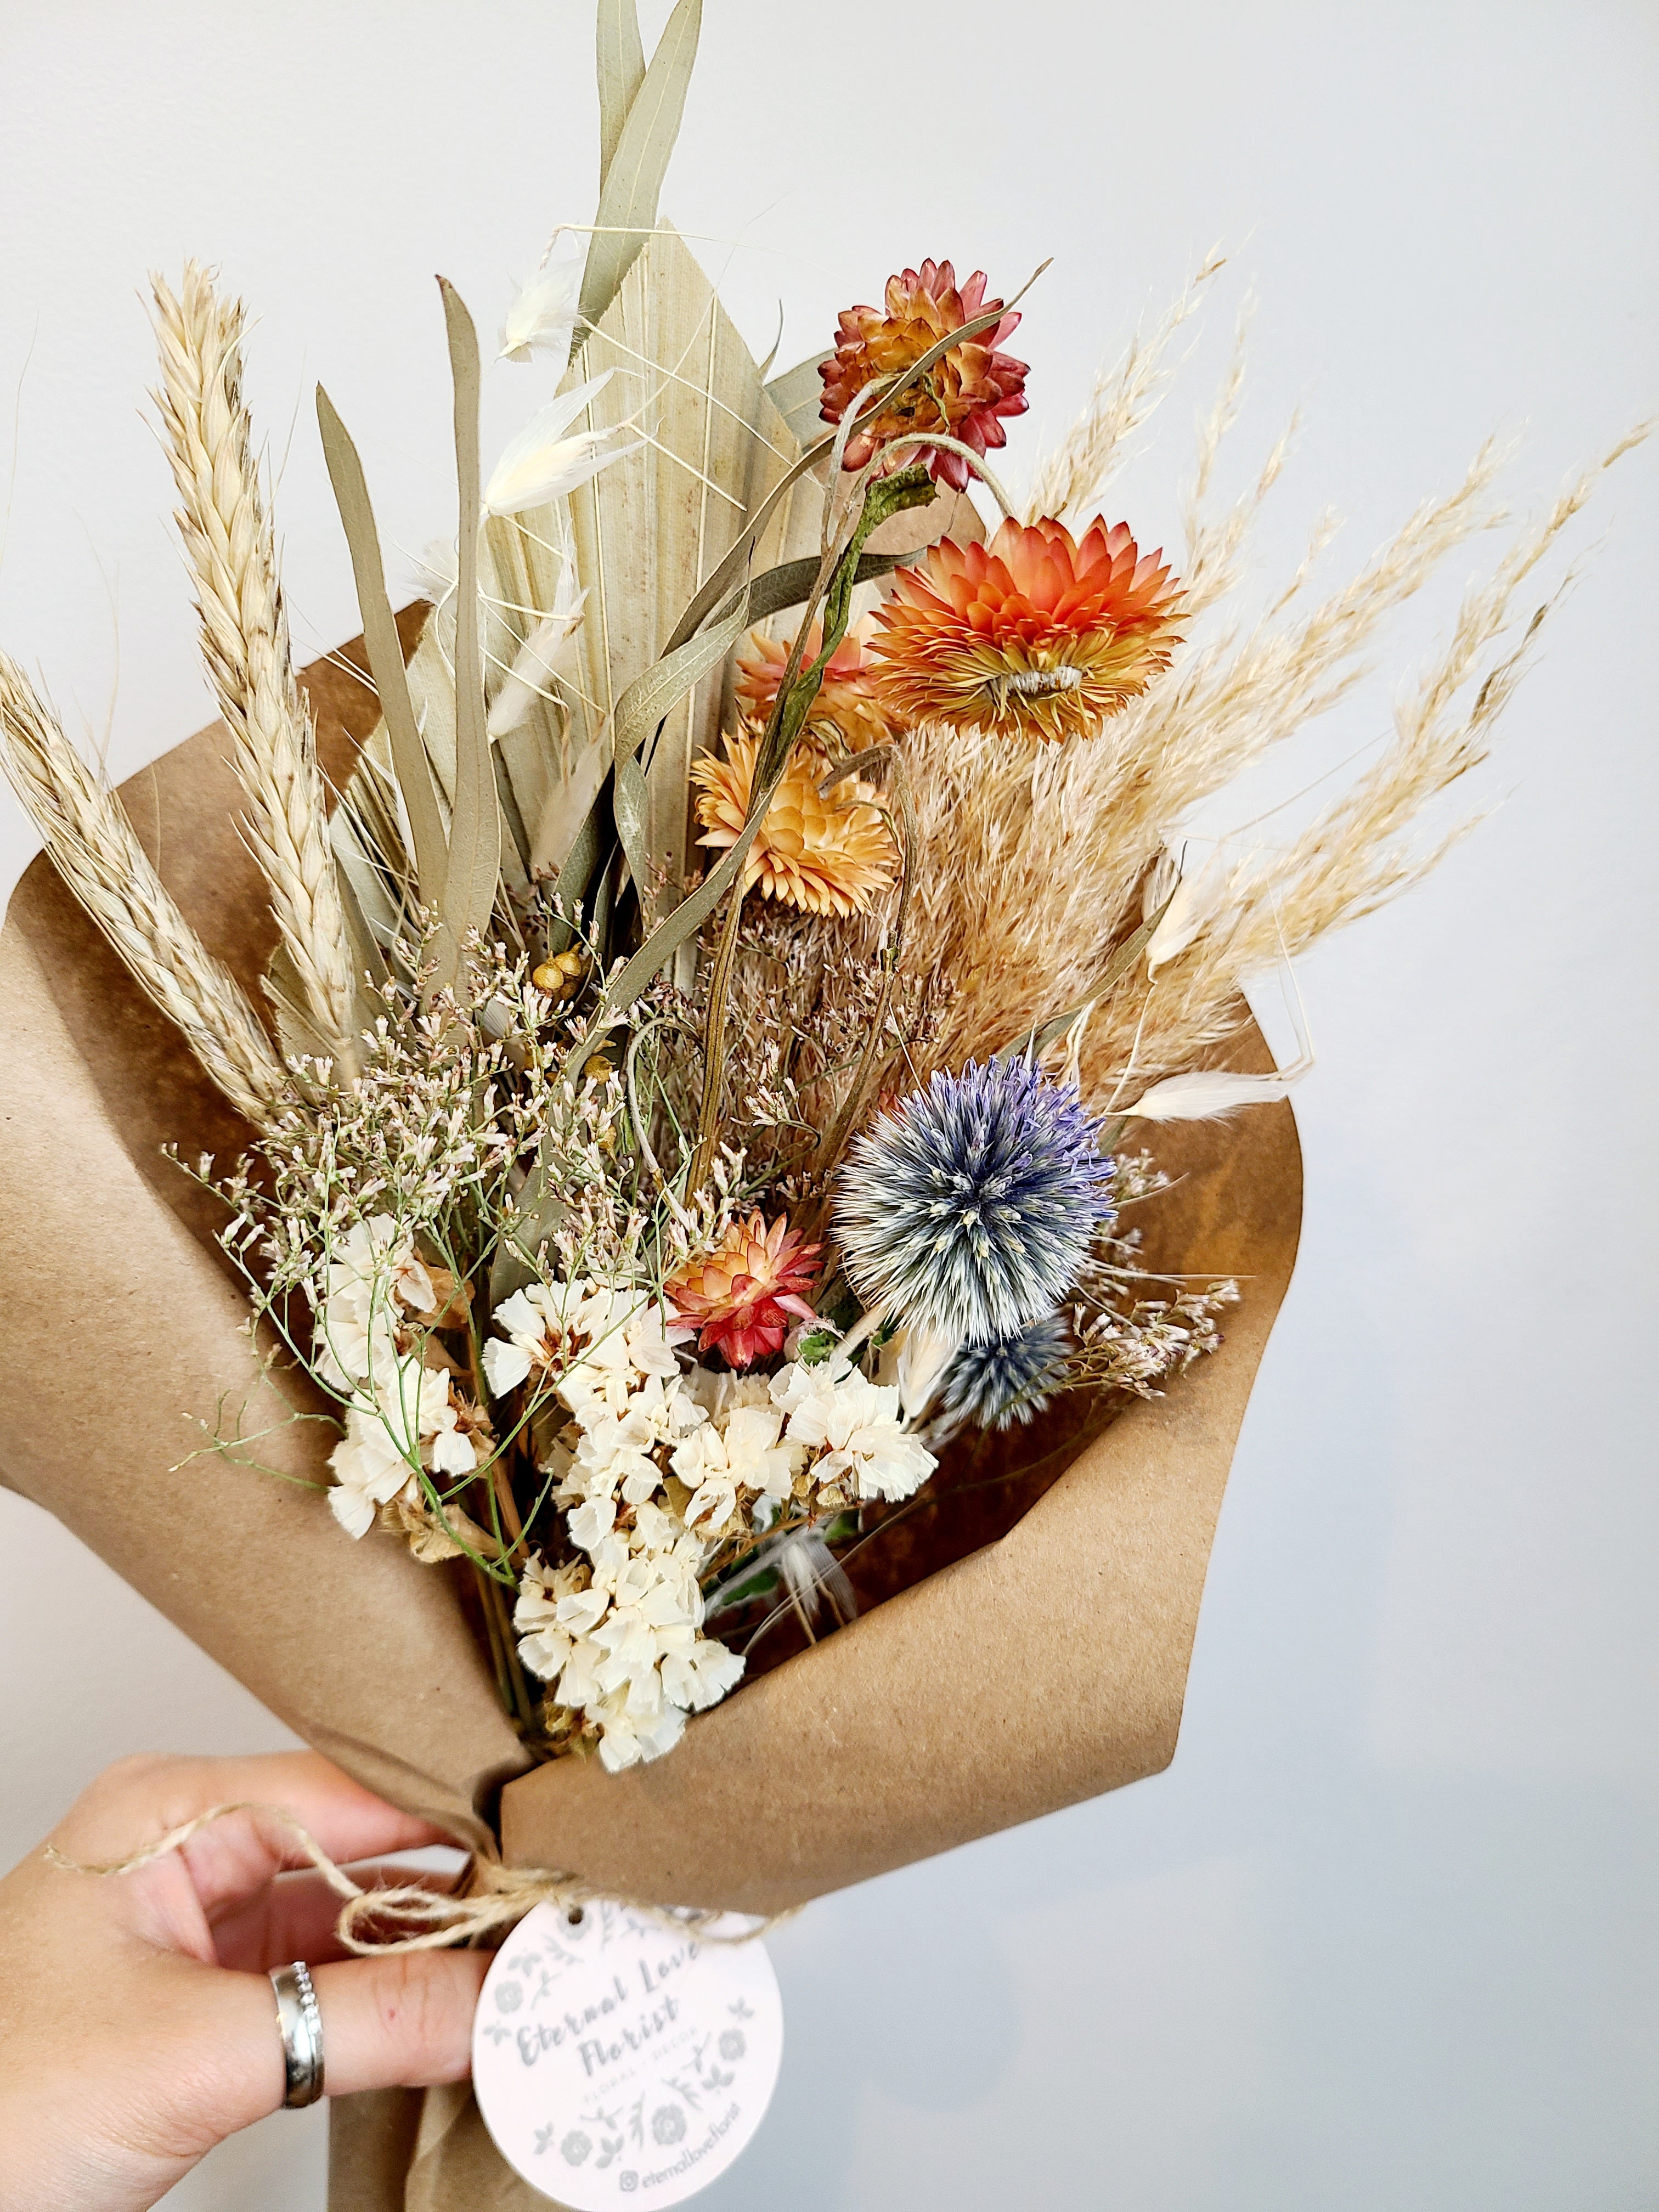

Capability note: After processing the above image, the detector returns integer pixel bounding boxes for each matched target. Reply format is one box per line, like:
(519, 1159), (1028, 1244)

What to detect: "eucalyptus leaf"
(588, 744), (789, 1024)
(609, 589), (751, 771)
(545, 787), (609, 953)
(612, 752), (652, 913)
(315, 386), (449, 912)
(595, 0), (646, 189)
(742, 548), (917, 626)
(437, 280), (501, 976)
(579, 0), (702, 328)
(603, 589), (750, 900)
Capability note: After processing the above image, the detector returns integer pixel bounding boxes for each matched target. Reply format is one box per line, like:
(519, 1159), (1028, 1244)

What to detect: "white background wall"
(2, 2), (1655, 2205)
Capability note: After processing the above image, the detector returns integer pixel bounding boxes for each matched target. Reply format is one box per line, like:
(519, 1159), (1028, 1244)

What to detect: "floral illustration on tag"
(473, 1900), (784, 2209)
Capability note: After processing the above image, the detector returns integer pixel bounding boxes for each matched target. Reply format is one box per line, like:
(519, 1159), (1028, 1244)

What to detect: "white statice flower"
(770, 1361), (935, 1503)
(327, 1214), (436, 1313)
(669, 1403), (799, 1534)
(480, 1278), (597, 1396)
(659, 1634), (744, 1716)
(424, 1385), (481, 1478)
(328, 1355), (479, 1538)
(567, 1492), (618, 1553)
(481, 1279), (680, 1425)
(679, 1365), (776, 1423)
(313, 1213), (436, 1395)
(515, 1497), (746, 1771)
(572, 1374), (704, 1509)
(586, 1689), (687, 1773)
(328, 1406), (416, 1539)
(512, 1553), (605, 1684)
(559, 1289), (681, 1424)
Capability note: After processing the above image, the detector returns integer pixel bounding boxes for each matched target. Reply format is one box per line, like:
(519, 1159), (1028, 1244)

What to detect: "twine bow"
(45, 1801), (777, 1953)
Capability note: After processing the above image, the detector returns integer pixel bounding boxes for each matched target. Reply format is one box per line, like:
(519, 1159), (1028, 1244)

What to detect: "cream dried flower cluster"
(309, 1215), (490, 1539)
(482, 1281), (929, 1766)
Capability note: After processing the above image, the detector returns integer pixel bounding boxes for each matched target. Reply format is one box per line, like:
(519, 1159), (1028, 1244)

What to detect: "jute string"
(45, 1801), (782, 1952)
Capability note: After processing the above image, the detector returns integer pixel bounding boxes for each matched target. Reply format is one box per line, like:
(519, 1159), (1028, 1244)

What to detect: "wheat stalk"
(150, 262), (359, 1073)
(0, 658), (290, 1124)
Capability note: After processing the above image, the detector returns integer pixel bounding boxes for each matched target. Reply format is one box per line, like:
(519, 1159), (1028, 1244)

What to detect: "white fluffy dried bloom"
(481, 1279), (680, 1419)
(483, 373), (639, 517)
(313, 1212), (434, 1393)
(506, 1330), (941, 1765)
(498, 253), (583, 370)
(514, 1505), (744, 1773)
(670, 1403), (799, 1536)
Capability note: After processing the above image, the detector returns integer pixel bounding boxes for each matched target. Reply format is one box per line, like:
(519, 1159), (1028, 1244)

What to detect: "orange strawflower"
(666, 1212), (821, 1369)
(818, 261), (1028, 491)
(865, 515), (1184, 743)
(691, 732), (895, 917)
(734, 617), (898, 753)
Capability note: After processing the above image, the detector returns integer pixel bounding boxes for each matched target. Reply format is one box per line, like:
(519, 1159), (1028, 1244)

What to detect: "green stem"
(686, 466), (935, 1199)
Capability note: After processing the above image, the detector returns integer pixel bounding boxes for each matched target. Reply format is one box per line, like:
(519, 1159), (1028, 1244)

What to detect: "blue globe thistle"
(834, 1058), (1113, 1345)
(943, 1311), (1074, 1431)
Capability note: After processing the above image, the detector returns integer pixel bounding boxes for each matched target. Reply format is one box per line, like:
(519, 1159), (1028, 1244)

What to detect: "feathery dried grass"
(0, 658), (289, 1122)
(895, 298), (1647, 1109)
(1023, 253), (1225, 526)
(1134, 426), (1651, 1081)
(150, 262), (359, 1071)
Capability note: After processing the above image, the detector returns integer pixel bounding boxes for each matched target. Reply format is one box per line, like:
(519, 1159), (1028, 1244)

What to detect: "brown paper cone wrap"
(0, 636), (1300, 2209)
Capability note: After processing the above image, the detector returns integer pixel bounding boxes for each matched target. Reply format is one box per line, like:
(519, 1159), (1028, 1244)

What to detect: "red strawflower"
(818, 260), (1028, 491)
(665, 1212), (822, 1369)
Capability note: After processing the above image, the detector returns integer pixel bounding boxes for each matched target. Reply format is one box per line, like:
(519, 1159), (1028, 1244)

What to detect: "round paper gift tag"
(472, 1899), (784, 2207)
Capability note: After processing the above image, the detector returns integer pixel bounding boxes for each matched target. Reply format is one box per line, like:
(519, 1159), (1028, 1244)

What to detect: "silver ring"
(269, 1960), (325, 2108)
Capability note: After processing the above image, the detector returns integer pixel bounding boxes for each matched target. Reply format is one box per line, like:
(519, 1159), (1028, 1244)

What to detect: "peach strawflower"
(692, 732), (895, 917)
(865, 515), (1184, 743)
(666, 1212), (822, 1369)
(819, 261), (1028, 492)
(734, 617), (898, 753)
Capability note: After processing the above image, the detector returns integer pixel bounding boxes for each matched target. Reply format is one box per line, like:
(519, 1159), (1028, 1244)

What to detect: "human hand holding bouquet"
(0, 1753), (486, 2212)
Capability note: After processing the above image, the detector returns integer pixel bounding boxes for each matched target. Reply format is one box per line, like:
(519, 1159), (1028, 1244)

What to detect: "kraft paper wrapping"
(0, 636), (1301, 2211)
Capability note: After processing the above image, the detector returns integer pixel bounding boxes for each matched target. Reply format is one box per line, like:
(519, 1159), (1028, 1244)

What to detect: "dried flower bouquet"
(1, 0), (1640, 1814)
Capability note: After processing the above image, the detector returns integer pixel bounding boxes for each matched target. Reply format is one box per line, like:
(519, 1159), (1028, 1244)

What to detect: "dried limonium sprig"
(1054, 1154), (1240, 1400)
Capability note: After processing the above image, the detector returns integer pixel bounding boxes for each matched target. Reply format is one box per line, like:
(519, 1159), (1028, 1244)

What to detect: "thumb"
(307, 1951), (489, 2097)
